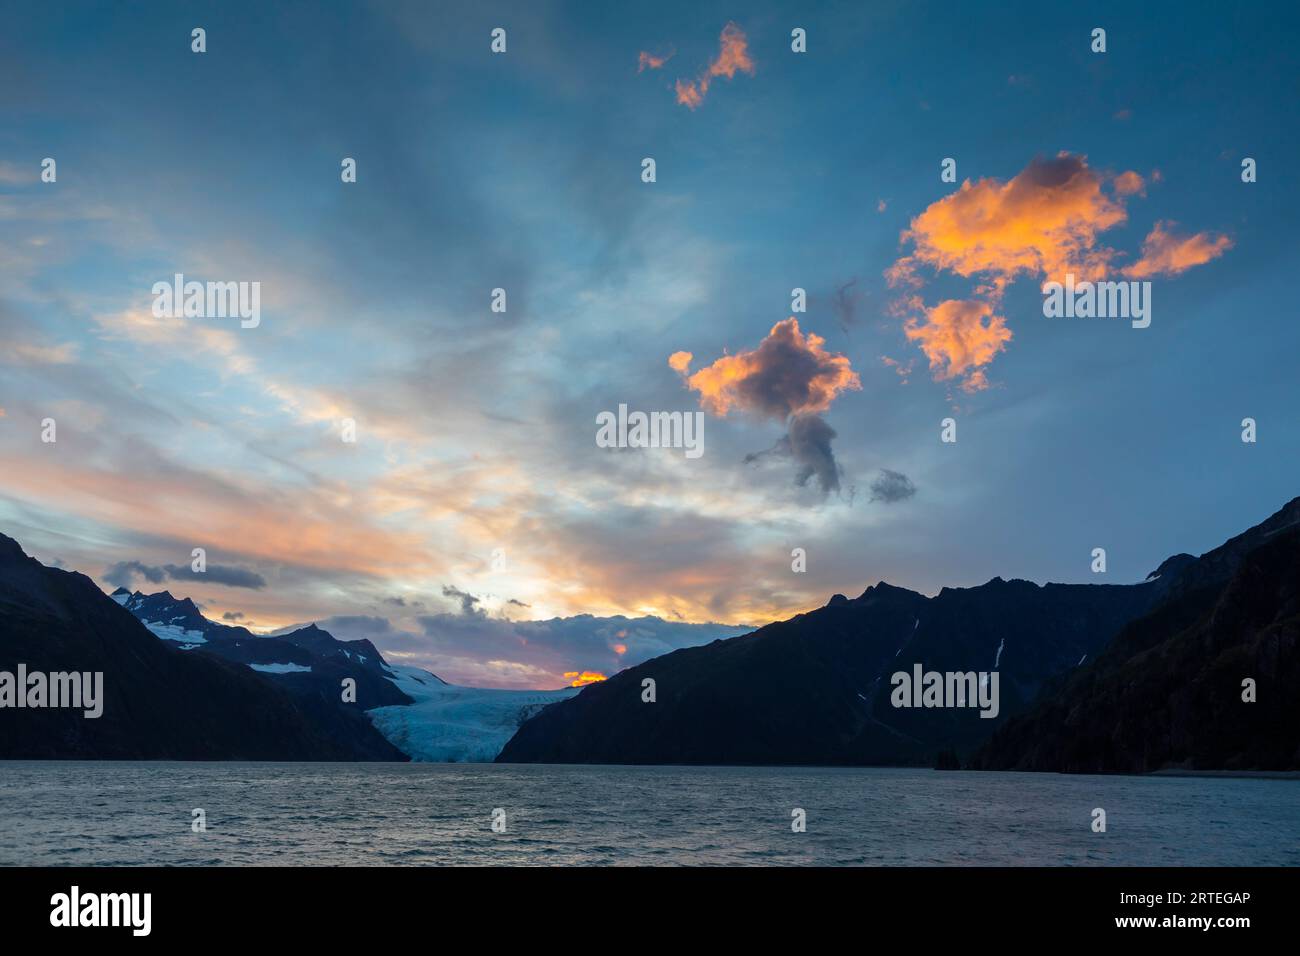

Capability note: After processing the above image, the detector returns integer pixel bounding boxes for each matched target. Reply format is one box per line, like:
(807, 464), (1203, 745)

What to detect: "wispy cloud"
(637, 48), (673, 72)
(1123, 220), (1233, 278)
(671, 22), (755, 109)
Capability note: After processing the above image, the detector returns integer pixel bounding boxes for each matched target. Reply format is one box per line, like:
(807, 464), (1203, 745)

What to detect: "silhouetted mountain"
(116, 590), (411, 709)
(974, 499), (1300, 772)
(1, 534), (405, 760)
(502, 499), (1300, 768)
(499, 570), (1162, 766)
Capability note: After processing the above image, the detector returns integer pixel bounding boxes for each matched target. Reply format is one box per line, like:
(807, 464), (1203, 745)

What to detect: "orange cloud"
(673, 22), (755, 109)
(1122, 220), (1233, 278)
(1114, 170), (1145, 196)
(564, 671), (607, 687)
(888, 153), (1128, 294)
(667, 350), (693, 374)
(904, 299), (1012, 393)
(887, 153), (1231, 391)
(676, 318), (860, 420)
(638, 48), (673, 72)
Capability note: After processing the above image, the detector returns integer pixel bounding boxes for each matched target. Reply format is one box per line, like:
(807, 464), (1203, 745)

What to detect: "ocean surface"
(0, 762), (1295, 866)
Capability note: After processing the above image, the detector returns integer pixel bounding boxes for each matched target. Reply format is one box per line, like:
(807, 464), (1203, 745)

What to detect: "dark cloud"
(830, 278), (864, 333)
(869, 469), (917, 504)
(440, 585), (484, 618)
(744, 413), (844, 496)
(163, 563), (266, 590)
(222, 611), (245, 621)
(102, 560), (166, 589)
(679, 319), (861, 500)
(398, 611), (752, 688)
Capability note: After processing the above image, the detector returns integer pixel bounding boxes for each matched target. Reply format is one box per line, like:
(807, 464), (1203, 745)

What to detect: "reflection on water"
(0, 762), (1295, 866)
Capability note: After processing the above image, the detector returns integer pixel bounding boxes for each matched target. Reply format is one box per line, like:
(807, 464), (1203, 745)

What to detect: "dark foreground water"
(0, 762), (1295, 866)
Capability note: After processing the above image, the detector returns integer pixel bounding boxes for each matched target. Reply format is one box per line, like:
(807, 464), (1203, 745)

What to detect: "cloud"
(831, 278), (863, 333)
(677, 318), (860, 497)
(317, 614), (392, 635)
(398, 610), (751, 689)
(785, 413), (843, 494)
(0, 340), (79, 365)
(637, 49), (673, 72)
(888, 153), (1128, 295)
(440, 585), (484, 618)
(163, 562), (267, 589)
(222, 611), (245, 621)
(904, 298), (1012, 393)
(1122, 220), (1233, 278)
(1113, 170), (1146, 196)
(675, 318), (860, 420)
(103, 560), (166, 589)
(564, 670), (607, 687)
(886, 153), (1230, 390)
(673, 22), (755, 109)
(869, 469), (917, 504)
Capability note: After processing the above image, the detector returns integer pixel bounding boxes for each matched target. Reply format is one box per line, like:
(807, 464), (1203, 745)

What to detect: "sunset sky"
(2, 1), (1297, 687)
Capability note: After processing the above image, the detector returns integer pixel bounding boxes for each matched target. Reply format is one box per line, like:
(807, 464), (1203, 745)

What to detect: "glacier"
(367, 664), (579, 762)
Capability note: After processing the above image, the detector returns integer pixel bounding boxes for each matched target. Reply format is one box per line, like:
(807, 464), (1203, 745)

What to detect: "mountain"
(498, 572), (1164, 767)
(973, 498), (1300, 772)
(113, 589), (411, 708)
(501, 497), (1300, 769)
(115, 586), (579, 761)
(0, 533), (404, 760)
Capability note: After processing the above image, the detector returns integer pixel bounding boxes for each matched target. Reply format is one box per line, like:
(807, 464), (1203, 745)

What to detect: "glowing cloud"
(1123, 220), (1233, 278)
(637, 48), (673, 72)
(565, 671), (608, 687)
(887, 153), (1231, 390)
(1114, 170), (1146, 196)
(673, 22), (755, 109)
(675, 319), (861, 496)
(904, 299), (1012, 393)
(675, 318), (860, 420)
(888, 153), (1128, 294)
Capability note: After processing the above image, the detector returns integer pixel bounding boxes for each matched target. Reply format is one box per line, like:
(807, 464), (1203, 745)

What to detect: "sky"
(1, 0), (1297, 688)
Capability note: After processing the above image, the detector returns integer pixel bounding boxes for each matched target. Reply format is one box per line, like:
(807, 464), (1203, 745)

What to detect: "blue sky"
(1, 0), (1297, 686)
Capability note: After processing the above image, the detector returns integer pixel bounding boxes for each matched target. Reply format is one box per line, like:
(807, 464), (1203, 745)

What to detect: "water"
(0, 762), (1294, 866)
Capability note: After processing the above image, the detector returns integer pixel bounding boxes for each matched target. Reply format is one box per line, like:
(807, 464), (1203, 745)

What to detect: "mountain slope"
(116, 589), (412, 708)
(498, 572), (1162, 766)
(499, 497), (1299, 769)
(973, 503), (1300, 772)
(117, 587), (581, 761)
(0, 533), (403, 760)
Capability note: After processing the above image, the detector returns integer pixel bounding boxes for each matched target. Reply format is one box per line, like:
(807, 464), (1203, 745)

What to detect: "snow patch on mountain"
(367, 664), (579, 762)
(251, 662), (312, 674)
(141, 621), (208, 644)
